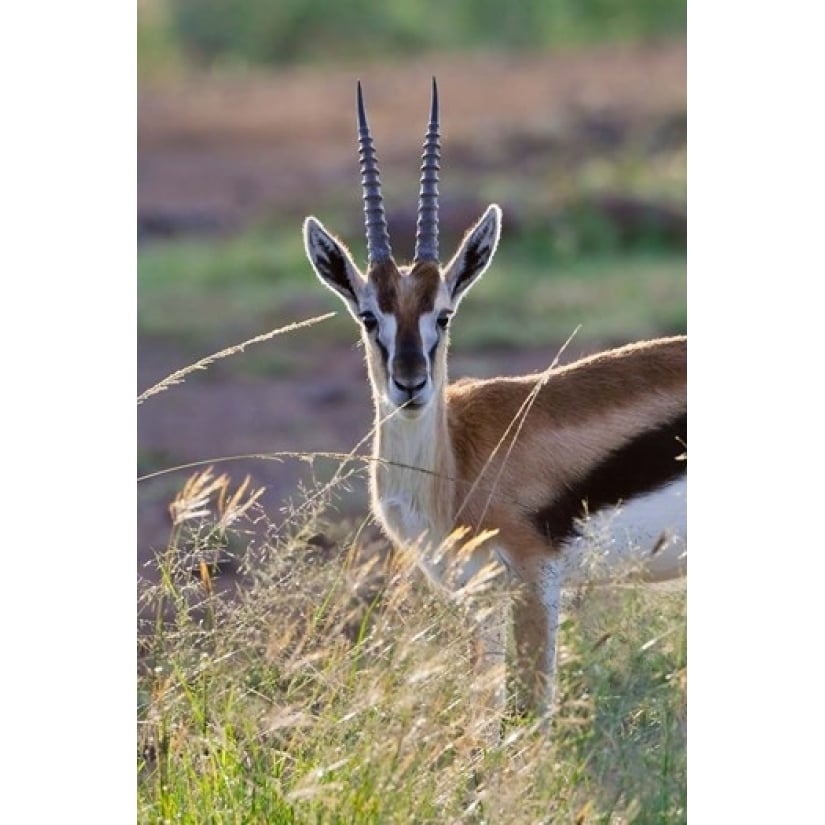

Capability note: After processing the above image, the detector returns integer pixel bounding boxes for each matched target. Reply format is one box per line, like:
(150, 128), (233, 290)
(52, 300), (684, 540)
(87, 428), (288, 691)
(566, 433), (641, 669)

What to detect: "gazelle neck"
(370, 379), (456, 552)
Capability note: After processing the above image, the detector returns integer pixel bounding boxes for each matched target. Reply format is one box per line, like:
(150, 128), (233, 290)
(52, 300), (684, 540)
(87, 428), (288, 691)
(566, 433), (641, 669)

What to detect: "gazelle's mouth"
(391, 394), (429, 417)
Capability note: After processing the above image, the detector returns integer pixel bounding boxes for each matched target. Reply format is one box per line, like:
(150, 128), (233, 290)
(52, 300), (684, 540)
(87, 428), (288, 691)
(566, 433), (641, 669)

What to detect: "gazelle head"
(304, 79), (501, 417)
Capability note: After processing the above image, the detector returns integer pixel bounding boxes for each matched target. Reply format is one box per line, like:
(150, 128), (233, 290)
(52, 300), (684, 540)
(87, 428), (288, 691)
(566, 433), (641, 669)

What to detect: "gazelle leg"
(470, 600), (508, 743)
(511, 557), (563, 725)
(474, 602), (508, 705)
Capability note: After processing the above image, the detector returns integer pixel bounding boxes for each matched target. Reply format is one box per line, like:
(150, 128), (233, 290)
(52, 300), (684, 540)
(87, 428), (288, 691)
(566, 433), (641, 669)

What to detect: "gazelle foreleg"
(511, 555), (564, 725)
(468, 600), (508, 744)
(457, 547), (510, 743)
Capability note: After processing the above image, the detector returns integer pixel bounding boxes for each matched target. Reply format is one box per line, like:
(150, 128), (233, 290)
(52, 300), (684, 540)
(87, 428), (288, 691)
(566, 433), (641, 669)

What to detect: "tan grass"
(137, 298), (684, 822)
(138, 470), (686, 821)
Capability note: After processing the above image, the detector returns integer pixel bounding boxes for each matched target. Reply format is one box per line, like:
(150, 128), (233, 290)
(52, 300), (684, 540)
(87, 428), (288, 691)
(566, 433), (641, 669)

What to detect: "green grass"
(138, 220), (685, 360)
(455, 251), (685, 350)
(138, 226), (314, 345)
(138, 469), (686, 823)
(140, 0), (685, 73)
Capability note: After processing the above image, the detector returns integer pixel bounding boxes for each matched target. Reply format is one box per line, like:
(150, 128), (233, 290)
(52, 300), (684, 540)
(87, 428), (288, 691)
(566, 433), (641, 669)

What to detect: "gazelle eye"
(437, 312), (452, 330)
(359, 312), (378, 332)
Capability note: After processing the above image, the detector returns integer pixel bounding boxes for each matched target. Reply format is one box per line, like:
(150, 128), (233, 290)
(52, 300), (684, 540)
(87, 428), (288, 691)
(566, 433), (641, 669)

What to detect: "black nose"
(393, 377), (427, 395)
(391, 348), (427, 396)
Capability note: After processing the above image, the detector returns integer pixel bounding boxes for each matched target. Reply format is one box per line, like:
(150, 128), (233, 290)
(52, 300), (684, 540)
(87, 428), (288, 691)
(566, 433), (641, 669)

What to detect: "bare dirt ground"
(137, 41), (686, 589)
(138, 41), (685, 236)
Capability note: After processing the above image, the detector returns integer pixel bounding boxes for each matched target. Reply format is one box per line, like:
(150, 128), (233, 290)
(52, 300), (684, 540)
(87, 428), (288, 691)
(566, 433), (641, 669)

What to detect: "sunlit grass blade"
(137, 312), (335, 405)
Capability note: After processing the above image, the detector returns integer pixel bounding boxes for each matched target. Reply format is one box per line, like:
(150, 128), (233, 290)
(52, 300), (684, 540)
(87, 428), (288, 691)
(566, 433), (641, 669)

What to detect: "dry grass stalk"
(137, 311), (335, 404)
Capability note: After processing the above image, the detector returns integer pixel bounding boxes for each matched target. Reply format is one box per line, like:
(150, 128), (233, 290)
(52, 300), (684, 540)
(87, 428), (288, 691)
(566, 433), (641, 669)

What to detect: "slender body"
(303, 80), (686, 723)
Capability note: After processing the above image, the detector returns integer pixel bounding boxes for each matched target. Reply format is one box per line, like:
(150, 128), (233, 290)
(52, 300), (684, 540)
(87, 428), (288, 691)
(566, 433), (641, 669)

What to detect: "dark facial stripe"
(532, 412), (687, 545)
(393, 322), (427, 380)
(396, 323), (422, 355)
(375, 336), (389, 369)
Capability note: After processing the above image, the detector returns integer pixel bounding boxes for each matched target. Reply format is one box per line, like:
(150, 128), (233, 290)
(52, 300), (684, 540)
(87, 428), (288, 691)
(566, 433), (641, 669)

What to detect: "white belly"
(560, 475), (687, 585)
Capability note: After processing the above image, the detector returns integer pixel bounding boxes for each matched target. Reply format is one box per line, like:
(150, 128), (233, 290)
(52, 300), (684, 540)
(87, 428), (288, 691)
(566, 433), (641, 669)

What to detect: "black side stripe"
(532, 412), (687, 545)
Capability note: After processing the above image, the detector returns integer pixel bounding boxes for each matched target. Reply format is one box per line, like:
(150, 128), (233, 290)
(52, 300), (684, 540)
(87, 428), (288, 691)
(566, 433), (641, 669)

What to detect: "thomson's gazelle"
(303, 79), (686, 724)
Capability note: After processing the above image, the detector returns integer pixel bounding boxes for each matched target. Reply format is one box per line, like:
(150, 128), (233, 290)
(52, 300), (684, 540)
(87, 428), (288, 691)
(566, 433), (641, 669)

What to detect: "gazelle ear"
(443, 204), (501, 306)
(303, 216), (365, 313)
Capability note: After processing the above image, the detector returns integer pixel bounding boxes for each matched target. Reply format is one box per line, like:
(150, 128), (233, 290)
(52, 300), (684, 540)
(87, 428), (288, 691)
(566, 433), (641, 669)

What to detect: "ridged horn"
(357, 81), (392, 263)
(414, 77), (440, 263)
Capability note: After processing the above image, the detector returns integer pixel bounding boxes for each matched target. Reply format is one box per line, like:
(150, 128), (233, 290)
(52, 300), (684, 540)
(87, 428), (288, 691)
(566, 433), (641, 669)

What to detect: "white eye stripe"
(418, 311), (441, 368)
(378, 313), (398, 362)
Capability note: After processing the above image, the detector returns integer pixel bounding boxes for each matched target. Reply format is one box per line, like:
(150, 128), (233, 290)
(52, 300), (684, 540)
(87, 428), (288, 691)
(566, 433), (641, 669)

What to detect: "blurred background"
(137, 0), (686, 577)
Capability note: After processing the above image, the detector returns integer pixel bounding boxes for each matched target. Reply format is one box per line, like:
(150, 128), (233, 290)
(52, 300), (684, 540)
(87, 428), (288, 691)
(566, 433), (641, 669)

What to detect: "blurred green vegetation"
(139, 0), (685, 72)
(138, 217), (685, 362)
(138, 1), (686, 360)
